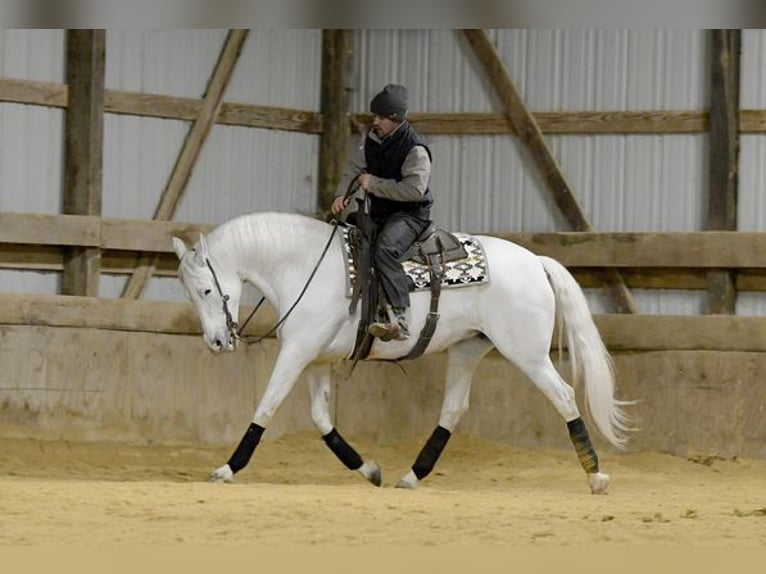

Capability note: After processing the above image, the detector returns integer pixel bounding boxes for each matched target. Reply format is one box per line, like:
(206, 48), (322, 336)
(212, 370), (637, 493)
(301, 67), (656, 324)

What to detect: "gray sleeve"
(334, 139), (367, 199)
(367, 146), (431, 202)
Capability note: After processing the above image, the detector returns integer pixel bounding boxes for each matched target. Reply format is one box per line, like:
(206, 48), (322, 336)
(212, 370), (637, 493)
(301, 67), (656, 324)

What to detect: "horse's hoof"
(588, 471), (610, 494)
(209, 464), (234, 483)
(395, 470), (418, 489)
(357, 460), (382, 487)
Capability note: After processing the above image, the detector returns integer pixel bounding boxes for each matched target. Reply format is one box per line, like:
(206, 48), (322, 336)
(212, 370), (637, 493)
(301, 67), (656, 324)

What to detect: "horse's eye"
(204, 288), (212, 296)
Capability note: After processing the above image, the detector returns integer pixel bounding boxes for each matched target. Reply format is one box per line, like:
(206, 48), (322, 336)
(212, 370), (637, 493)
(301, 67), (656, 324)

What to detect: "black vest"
(364, 122), (433, 221)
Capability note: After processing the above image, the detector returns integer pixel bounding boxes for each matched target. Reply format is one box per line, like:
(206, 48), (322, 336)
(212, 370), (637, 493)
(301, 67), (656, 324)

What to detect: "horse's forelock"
(178, 247), (208, 286)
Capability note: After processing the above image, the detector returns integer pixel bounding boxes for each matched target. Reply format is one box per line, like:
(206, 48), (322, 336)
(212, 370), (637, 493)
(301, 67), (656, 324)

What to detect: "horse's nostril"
(214, 339), (222, 349)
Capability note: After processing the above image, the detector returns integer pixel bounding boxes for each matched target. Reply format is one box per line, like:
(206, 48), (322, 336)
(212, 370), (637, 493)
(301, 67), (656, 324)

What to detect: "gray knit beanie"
(370, 84), (408, 121)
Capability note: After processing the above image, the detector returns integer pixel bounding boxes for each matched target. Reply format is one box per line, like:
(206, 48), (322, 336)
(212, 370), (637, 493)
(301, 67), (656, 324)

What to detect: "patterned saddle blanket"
(339, 226), (489, 296)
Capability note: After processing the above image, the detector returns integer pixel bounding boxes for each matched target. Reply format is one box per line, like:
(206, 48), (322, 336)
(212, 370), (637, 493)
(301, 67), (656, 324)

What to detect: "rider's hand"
(331, 195), (350, 216)
(359, 173), (372, 191)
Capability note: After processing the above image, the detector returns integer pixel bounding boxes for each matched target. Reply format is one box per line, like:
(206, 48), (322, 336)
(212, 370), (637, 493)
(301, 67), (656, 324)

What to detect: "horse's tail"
(538, 256), (632, 449)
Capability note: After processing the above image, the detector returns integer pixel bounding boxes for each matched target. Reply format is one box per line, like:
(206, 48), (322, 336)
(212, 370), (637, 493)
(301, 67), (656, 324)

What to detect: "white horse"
(173, 211), (631, 493)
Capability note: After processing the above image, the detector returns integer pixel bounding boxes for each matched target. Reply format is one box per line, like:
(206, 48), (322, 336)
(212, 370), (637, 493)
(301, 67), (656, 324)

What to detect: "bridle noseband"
(201, 222), (339, 346)
(205, 257), (241, 341)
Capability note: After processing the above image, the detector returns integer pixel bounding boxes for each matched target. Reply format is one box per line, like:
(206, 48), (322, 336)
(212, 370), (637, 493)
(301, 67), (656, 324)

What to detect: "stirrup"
(368, 321), (408, 342)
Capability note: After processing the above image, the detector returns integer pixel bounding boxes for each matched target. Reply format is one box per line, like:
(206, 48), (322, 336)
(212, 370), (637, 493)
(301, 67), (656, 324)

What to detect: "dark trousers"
(373, 211), (430, 309)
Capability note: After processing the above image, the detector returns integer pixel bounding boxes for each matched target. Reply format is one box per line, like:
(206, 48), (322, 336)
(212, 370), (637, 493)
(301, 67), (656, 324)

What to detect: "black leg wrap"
(322, 428), (363, 470)
(412, 425), (452, 480)
(567, 417), (599, 474)
(227, 423), (265, 473)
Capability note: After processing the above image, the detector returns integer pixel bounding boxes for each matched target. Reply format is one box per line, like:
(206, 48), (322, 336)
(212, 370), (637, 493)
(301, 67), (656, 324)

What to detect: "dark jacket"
(364, 122), (432, 222)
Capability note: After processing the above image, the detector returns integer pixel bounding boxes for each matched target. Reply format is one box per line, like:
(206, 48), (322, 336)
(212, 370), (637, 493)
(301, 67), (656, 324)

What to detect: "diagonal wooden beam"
(462, 29), (638, 313)
(122, 29), (249, 299)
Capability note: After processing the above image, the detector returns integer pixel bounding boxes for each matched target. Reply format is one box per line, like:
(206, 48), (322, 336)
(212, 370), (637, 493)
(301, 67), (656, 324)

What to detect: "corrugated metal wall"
(0, 29), (65, 295)
(739, 30), (766, 316)
(1, 29), (765, 314)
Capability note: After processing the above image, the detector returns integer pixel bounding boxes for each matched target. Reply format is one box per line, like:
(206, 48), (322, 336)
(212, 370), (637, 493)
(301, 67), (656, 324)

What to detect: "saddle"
(345, 203), (468, 365)
(401, 222), (468, 266)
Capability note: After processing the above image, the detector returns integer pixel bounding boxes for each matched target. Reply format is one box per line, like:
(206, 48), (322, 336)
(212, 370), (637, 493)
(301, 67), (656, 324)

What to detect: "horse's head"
(173, 234), (242, 353)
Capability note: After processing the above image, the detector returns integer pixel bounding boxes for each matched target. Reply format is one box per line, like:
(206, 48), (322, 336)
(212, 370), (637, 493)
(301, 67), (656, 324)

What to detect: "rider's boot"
(368, 306), (410, 341)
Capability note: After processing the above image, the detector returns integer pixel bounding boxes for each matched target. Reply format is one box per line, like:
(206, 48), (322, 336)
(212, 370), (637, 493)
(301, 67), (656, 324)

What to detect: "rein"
(205, 222), (340, 346)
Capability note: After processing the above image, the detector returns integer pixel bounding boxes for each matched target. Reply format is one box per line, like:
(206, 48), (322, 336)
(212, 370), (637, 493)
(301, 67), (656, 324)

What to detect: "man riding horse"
(331, 84), (433, 342)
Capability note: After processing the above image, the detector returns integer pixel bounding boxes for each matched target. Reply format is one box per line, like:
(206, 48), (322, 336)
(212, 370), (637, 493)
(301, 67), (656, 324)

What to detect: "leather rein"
(204, 221), (340, 346)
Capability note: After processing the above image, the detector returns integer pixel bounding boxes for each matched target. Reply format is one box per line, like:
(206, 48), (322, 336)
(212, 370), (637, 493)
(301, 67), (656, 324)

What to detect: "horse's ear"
(172, 237), (187, 260)
(197, 234), (210, 260)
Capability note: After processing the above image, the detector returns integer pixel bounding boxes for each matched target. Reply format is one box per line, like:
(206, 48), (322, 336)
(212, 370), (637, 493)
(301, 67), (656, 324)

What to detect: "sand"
(1, 431), (765, 546)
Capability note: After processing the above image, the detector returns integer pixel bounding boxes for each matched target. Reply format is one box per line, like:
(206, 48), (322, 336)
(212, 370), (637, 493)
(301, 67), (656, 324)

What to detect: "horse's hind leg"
(306, 364), (381, 487)
(397, 336), (493, 489)
(506, 353), (610, 494)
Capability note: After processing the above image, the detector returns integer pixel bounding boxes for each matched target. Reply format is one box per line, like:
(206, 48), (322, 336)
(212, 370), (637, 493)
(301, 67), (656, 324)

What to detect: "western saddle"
(344, 203), (467, 365)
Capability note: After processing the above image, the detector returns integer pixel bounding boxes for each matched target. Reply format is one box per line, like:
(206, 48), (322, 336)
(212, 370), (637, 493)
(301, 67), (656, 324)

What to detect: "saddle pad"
(340, 227), (489, 296)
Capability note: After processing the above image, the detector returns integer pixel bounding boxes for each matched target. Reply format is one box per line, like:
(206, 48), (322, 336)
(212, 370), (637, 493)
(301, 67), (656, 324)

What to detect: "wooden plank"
(0, 212), (212, 251)
(0, 293), (763, 351)
(576, 269), (766, 292)
(495, 232), (766, 268)
(360, 111), (711, 135)
(0, 78), (67, 107)
(62, 30), (105, 298)
(707, 30), (741, 314)
(0, 293), (277, 337)
(103, 89), (201, 120)
(0, 248), (179, 277)
(100, 218), (212, 253)
(0, 246), (64, 271)
(100, 252), (179, 276)
(0, 212), (99, 246)
(105, 91), (321, 133)
(0, 294), (200, 334)
(318, 30), (352, 213)
(4, 213), (766, 268)
(593, 314), (766, 352)
(531, 111), (709, 135)
(739, 109), (766, 133)
(462, 29), (637, 314)
(5, 251), (766, 291)
(219, 102), (321, 132)
(10, 75), (766, 138)
(10, 76), (766, 137)
(122, 29), (248, 300)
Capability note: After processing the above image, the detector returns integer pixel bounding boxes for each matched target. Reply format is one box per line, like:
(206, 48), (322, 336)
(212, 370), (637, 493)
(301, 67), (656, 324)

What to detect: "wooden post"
(462, 29), (638, 313)
(706, 29), (741, 315)
(122, 29), (248, 299)
(318, 29), (352, 214)
(62, 29), (105, 297)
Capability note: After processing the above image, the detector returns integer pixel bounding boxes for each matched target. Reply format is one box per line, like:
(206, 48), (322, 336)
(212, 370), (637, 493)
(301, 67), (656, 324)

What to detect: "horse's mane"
(206, 211), (332, 263)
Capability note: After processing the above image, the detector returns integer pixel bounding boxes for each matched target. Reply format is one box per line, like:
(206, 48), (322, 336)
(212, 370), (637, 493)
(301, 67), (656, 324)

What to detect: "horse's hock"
(0, 296), (764, 459)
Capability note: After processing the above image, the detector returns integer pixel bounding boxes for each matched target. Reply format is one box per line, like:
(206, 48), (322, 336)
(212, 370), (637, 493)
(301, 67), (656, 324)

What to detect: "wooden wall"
(1, 307), (764, 458)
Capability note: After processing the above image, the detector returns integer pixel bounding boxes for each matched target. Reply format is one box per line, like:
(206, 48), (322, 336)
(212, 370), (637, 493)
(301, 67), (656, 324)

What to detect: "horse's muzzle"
(208, 335), (237, 353)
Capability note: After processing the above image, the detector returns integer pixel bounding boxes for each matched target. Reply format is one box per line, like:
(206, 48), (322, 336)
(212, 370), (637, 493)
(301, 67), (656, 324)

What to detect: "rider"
(331, 84), (433, 342)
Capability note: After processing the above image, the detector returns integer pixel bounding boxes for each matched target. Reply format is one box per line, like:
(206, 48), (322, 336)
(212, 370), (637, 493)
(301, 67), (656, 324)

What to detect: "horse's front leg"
(306, 364), (381, 487)
(209, 344), (312, 483)
(397, 336), (493, 489)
